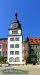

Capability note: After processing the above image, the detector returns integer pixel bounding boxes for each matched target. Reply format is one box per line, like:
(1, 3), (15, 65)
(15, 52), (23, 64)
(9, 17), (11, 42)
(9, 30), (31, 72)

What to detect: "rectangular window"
(15, 38), (19, 41)
(36, 45), (38, 48)
(15, 44), (19, 48)
(31, 45), (34, 49)
(10, 38), (14, 41)
(0, 40), (2, 42)
(31, 52), (36, 55)
(35, 39), (37, 40)
(3, 44), (7, 48)
(2, 51), (7, 56)
(10, 51), (14, 55)
(31, 41), (33, 42)
(0, 51), (1, 55)
(10, 44), (14, 48)
(31, 58), (35, 61)
(0, 45), (2, 49)
(15, 51), (19, 55)
(30, 39), (33, 40)
(23, 51), (28, 54)
(12, 31), (18, 34)
(4, 40), (7, 42)
(36, 52), (39, 55)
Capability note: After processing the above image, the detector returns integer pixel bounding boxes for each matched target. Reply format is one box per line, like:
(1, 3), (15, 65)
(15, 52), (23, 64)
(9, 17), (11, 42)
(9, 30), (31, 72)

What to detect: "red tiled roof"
(28, 37), (40, 44)
(0, 38), (8, 40)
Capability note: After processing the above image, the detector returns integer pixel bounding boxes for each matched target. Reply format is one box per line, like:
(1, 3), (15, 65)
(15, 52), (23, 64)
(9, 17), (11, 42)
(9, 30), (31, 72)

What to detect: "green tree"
(0, 56), (4, 63)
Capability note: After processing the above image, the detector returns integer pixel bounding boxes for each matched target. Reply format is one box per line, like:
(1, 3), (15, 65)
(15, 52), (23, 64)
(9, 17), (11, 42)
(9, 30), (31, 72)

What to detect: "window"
(36, 52), (39, 55)
(12, 31), (18, 34)
(15, 51), (19, 55)
(36, 45), (38, 48)
(9, 57), (14, 62)
(4, 40), (7, 42)
(31, 45), (34, 49)
(10, 51), (14, 55)
(0, 40), (2, 42)
(15, 44), (19, 48)
(31, 52), (36, 55)
(15, 57), (20, 62)
(35, 39), (38, 42)
(2, 51), (7, 56)
(10, 44), (14, 48)
(31, 58), (35, 61)
(23, 51), (28, 54)
(35, 39), (37, 40)
(30, 39), (33, 40)
(3, 44), (7, 48)
(10, 38), (14, 41)
(36, 41), (38, 43)
(15, 38), (19, 41)
(39, 52), (40, 55)
(31, 45), (39, 49)
(31, 41), (33, 42)
(0, 51), (1, 55)
(0, 45), (2, 49)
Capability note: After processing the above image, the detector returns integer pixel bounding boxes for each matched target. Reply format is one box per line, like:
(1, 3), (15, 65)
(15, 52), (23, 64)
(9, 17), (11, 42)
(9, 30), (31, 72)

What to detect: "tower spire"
(15, 12), (17, 19)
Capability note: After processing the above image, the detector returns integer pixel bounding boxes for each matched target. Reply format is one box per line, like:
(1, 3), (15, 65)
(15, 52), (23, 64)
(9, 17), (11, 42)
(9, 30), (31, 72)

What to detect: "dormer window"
(31, 41), (33, 42)
(35, 39), (37, 40)
(30, 39), (33, 40)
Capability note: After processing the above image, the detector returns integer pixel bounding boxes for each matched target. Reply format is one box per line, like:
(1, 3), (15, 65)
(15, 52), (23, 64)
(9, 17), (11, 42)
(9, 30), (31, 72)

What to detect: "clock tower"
(7, 12), (24, 64)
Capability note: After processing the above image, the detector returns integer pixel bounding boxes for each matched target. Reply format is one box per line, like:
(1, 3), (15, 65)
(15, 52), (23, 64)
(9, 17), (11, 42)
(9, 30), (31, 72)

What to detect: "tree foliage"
(0, 56), (4, 62)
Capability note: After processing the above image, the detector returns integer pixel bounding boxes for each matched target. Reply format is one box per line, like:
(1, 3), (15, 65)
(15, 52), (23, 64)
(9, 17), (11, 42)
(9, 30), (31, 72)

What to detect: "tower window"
(10, 38), (14, 41)
(12, 31), (18, 34)
(15, 57), (20, 62)
(10, 44), (14, 48)
(15, 44), (19, 48)
(9, 57), (14, 62)
(15, 38), (19, 41)
(10, 51), (14, 55)
(15, 51), (19, 55)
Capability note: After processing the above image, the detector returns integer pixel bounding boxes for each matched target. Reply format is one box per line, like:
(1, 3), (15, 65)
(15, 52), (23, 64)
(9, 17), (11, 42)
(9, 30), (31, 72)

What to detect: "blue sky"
(0, 0), (40, 39)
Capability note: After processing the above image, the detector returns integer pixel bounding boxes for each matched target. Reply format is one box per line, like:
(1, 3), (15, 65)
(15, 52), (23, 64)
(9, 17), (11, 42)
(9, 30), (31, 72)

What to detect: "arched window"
(15, 57), (20, 62)
(9, 57), (14, 62)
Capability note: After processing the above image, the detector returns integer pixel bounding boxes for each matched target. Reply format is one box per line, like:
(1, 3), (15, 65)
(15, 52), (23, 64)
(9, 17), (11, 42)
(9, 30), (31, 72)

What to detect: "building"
(0, 13), (40, 65)
(22, 39), (29, 64)
(28, 37), (40, 64)
(7, 12), (24, 64)
(0, 38), (8, 61)
(23, 37), (40, 65)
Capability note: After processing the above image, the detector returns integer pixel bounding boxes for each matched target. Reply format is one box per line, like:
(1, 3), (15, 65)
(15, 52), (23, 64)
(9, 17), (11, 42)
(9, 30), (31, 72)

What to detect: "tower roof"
(9, 12), (21, 30)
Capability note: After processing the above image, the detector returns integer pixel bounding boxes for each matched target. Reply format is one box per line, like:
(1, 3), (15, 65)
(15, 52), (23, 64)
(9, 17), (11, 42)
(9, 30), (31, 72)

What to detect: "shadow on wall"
(26, 45), (37, 65)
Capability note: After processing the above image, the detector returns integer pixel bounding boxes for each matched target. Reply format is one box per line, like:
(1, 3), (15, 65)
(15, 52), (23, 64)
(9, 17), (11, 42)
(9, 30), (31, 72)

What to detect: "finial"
(15, 12), (17, 19)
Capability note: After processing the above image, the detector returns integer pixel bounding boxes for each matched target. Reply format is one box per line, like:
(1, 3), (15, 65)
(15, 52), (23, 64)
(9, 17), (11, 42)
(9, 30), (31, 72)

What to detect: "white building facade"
(7, 13), (24, 64)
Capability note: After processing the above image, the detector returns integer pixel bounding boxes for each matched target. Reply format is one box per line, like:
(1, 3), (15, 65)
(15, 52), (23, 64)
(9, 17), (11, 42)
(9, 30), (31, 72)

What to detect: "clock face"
(13, 23), (18, 28)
